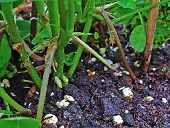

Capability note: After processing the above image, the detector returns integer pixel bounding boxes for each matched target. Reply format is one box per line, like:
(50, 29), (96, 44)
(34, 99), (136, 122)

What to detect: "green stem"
(66, 0), (75, 35)
(1, 2), (42, 88)
(111, 0), (167, 23)
(138, 12), (144, 26)
(36, 43), (57, 122)
(30, 2), (38, 42)
(58, 0), (66, 30)
(55, 30), (70, 80)
(47, 0), (60, 37)
(67, 15), (93, 78)
(1, 3), (21, 43)
(34, 0), (46, 29)
(0, 87), (31, 114)
(72, 36), (118, 72)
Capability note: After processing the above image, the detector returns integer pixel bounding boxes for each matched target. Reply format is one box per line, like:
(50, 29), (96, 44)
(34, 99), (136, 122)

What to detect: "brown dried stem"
(142, 0), (160, 72)
(100, 9), (137, 80)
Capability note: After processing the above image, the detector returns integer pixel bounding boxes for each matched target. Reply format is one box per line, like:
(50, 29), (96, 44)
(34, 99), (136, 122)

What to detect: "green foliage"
(0, 34), (11, 79)
(16, 20), (30, 38)
(94, 32), (100, 40)
(64, 52), (75, 66)
(154, 5), (170, 47)
(118, 0), (136, 9)
(0, 0), (17, 2)
(13, 0), (26, 8)
(130, 25), (146, 52)
(32, 28), (50, 45)
(0, 117), (41, 128)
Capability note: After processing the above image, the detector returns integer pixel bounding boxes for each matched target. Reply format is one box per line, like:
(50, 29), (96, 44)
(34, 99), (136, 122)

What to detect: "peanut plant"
(0, 0), (169, 127)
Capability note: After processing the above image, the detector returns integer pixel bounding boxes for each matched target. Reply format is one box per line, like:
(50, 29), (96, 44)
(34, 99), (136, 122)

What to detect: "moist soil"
(0, 24), (170, 128)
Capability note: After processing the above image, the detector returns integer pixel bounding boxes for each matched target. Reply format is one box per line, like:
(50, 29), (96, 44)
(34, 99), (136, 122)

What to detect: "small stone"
(162, 98), (168, 103)
(91, 57), (97, 62)
(101, 79), (105, 82)
(139, 79), (143, 84)
(0, 83), (4, 88)
(59, 126), (65, 128)
(144, 96), (154, 102)
(104, 66), (108, 71)
(123, 113), (135, 126)
(112, 115), (124, 125)
(122, 87), (133, 99)
(105, 59), (113, 65)
(64, 95), (75, 103)
(50, 92), (54, 97)
(152, 68), (156, 71)
(43, 114), (58, 124)
(56, 99), (70, 108)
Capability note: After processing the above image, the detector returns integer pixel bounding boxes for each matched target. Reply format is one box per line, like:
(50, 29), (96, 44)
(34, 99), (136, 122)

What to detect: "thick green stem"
(67, 15), (93, 78)
(0, 87), (31, 114)
(47, 0), (60, 37)
(1, 2), (42, 88)
(55, 30), (70, 80)
(58, 0), (66, 30)
(1, 3), (21, 43)
(66, 0), (75, 35)
(34, 0), (46, 29)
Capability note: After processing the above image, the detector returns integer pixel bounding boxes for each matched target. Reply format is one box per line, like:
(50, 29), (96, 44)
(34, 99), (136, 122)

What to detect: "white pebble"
(162, 98), (168, 103)
(112, 47), (118, 52)
(50, 92), (54, 97)
(43, 114), (58, 124)
(64, 95), (75, 103)
(91, 57), (97, 62)
(139, 79), (143, 84)
(0, 83), (4, 88)
(122, 87), (133, 99)
(152, 68), (156, 71)
(112, 115), (124, 125)
(59, 126), (65, 128)
(104, 66), (108, 71)
(144, 96), (154, 102)
(56, 99), (70, 108)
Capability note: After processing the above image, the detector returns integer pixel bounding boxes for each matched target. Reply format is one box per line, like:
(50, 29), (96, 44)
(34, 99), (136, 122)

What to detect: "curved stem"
(0, 87), (31, 114)
(101, 9), (137, 80)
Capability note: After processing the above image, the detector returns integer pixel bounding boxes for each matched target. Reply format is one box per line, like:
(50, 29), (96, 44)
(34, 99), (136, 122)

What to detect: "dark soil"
(0, 24), (170, 128)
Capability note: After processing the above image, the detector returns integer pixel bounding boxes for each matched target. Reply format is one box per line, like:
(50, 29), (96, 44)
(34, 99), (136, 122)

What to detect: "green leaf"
(16, 20), (30, 38)
(0, 117), (41, 128)
(31, 29), (50, 45)
(64, 52), (75, 66)
(90, 13), (105, 21)
(129, 25), (146, 52)
(13, 0), (26, 8)
(31, 36), (40, 45)
(118, 0), (136, 9)
(39, 28), (50, 39)
(0, 0), (17, 2)
(0, 34), (11, 78)
(94, 32), (100, 40)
